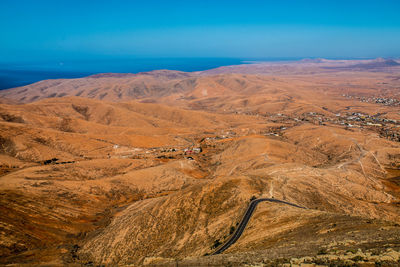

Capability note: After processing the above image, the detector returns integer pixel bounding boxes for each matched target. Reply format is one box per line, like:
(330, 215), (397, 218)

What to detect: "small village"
(247, 108), (399, 143)
(301, 111), (400, 142)
(343, 94), (400, 107)
(111, 143), (204, 161)
(111, 109), (400, 162)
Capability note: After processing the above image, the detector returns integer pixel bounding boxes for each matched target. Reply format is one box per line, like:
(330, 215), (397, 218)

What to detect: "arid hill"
(327, 58), (400, 70)
(0, 59), (400, 266)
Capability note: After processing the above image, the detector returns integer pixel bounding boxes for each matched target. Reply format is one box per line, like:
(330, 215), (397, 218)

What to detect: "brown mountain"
(348, 58), (400, 68)
(325, 58), (400, 70)
(0, 70), (195, 103)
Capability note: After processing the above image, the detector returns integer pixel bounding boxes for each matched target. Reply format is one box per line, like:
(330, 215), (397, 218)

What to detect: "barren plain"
(0, 58), (400, 266)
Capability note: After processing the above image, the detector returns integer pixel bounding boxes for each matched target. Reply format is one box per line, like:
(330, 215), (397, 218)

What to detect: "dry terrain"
(0, 58), (400, 266)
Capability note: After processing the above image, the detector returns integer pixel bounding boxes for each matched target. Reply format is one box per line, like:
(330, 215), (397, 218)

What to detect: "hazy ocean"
(0, 58), (250, 90)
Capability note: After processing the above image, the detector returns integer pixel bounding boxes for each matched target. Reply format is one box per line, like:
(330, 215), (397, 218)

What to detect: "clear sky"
(1, 0), (400, 63)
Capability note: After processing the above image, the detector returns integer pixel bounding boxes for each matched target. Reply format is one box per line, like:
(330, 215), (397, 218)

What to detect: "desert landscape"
(0, 58), (399, 266)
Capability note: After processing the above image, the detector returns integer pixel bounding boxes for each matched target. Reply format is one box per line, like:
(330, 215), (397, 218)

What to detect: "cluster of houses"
(260, 110), (399, 143)
(110, 143), (205, 160)
(287, 111), (400, 142)
(343, 94), (400, 107)
(378, 128), (400, 142)
(333, 112), (398, 129)
(184, 147), (202, 155)
(297, 110), (398, 127)
(264, 126), (287, 137)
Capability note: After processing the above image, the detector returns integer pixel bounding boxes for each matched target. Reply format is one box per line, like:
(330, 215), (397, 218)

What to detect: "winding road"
(211, 198), (307, 255)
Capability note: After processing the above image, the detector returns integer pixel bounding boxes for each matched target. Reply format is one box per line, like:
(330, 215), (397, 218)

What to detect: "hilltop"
(327, 58), (400, 70)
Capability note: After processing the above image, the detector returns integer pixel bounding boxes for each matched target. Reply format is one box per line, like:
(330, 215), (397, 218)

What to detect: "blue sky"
(1, 0), (400, 63)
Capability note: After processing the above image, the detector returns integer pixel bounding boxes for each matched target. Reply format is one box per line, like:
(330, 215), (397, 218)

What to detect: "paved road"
(211, 198), (306, 255)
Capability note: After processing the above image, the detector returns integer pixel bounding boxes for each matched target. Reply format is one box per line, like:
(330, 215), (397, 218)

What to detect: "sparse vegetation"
(318, 248), (328, 255)
(59, 117), (74, 132)
(0, 113), (24, 123)
(72, 104), (90, 120)
(0, 136), (16, 156)
(212, 239), (222, 249)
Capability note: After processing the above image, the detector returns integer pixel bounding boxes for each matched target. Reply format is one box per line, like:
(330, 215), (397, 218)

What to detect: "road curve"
(210, 198), (306, 255)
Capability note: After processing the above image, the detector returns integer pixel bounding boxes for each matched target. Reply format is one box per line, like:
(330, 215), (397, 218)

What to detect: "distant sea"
(0, 57), (308, 91)
(0, 58), (251, 90)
